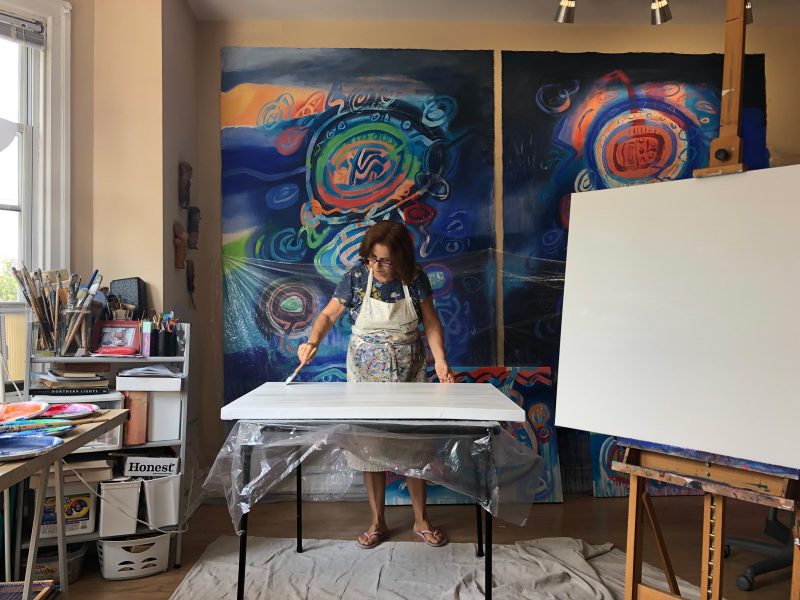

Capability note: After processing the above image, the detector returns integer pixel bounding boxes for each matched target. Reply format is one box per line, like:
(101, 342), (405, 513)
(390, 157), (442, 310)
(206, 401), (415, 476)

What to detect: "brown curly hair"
(358, 220), (416, 285)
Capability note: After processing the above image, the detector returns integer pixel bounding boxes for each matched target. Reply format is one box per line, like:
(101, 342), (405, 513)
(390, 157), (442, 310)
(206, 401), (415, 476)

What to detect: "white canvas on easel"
(555, 164), (800, 470)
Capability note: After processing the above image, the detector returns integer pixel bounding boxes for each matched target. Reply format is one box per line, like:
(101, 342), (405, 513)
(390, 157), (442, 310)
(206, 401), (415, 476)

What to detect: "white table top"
(221, 382), (525, 422)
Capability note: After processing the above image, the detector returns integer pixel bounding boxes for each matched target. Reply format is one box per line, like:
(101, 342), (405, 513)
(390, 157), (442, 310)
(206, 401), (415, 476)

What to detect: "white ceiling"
(186, 0), (799, 26)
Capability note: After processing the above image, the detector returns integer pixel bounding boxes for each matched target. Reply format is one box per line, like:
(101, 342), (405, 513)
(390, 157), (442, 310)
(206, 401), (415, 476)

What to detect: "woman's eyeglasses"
(367, 255), (392, 267)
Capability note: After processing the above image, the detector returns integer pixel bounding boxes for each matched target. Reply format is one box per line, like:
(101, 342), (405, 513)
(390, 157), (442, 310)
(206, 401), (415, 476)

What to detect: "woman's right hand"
(297, 342), (318, 365)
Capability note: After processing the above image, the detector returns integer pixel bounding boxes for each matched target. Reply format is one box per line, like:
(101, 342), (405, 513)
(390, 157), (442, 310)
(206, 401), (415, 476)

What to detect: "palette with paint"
(0, 419), (74, 440)
(0, 427), (73, 440)
(0, 401), (49, 423)
(39, 403), (99, 420)
(0, 435), (63, 461)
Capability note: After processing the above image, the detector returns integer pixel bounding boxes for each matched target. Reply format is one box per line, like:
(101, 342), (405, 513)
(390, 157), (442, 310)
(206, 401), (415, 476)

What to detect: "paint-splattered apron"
(346, 268), (426, 472)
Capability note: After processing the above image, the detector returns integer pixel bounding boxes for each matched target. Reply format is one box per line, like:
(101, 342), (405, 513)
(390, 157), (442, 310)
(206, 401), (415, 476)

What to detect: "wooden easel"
(613, 1), (800, 596)
(613, 441), (800, 599)
(693, 0), (748, 177)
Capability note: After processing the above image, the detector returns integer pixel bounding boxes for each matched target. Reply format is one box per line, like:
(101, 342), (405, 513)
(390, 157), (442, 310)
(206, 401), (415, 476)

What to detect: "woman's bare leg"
(358, 471), (387, 546)
(406, 476), (446, 545)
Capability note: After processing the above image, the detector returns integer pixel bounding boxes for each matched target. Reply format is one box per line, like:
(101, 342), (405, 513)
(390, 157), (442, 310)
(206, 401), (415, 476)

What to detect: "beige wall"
(92, 0), (165, 307)
(162, 0), (198, 314)
(69, 0), (94, 276)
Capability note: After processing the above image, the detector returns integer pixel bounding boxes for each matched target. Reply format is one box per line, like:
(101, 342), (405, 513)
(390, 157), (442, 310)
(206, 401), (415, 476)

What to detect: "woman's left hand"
(435, 360), (455, 383)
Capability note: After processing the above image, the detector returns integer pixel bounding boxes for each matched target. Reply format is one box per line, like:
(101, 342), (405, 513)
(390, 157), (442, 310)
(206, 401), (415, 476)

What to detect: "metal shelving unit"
(20, 322), (191, 573)
(22, 525), (180, 550)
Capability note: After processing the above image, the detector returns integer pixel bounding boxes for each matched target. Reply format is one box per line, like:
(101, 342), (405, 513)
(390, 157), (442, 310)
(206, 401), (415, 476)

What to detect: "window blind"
(0, 11), (45, 48)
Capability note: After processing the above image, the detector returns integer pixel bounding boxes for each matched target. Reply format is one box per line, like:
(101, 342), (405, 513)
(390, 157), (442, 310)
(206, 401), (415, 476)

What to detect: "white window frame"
(0, 0), (70, 275)
(0, 0), (70, 395)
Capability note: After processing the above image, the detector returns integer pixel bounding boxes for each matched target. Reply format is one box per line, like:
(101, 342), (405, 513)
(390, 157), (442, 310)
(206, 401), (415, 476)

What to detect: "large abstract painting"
(502, 52), (768, 366)
(221, 49), (495, 402)
(386, 366), (562, 505)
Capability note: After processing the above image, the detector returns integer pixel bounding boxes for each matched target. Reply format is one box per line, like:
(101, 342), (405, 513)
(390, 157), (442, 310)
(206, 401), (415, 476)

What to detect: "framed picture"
(91, 320), (141, 355)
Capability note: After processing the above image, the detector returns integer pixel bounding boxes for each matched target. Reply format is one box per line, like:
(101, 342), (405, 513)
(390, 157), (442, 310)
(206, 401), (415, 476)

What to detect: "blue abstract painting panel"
(221, 48), (495, 403)
(502, 51), (768, 366)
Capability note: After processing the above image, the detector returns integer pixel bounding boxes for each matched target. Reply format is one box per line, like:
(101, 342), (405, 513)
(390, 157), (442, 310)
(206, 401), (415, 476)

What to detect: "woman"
(297, 220), (455, 549)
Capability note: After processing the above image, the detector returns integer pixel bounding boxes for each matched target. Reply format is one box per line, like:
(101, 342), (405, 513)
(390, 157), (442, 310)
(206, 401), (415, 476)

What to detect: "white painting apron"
(346, 268), (427, 472)
(346, 268), (426, 384)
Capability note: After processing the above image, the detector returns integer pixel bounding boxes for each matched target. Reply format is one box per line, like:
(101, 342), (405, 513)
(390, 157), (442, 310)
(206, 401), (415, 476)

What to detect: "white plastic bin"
(98, 479), (140, 537)
(143, 474), (181, 528)
(146, 392), (182, 441)
(97, 533), (170, 580)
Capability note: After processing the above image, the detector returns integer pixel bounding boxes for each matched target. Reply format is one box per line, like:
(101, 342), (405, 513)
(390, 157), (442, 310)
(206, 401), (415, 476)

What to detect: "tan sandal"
(357, 530), (386, 549)
(413, 528), (448, 547)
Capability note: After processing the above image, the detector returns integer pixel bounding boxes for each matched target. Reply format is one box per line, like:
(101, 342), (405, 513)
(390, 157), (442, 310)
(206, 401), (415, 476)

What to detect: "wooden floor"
(70, 495), (794, 599)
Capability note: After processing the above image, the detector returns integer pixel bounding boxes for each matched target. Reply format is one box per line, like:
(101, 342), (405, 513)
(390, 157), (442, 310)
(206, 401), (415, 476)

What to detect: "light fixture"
(745, 1), (753, 24)
(554, 0), (576, 24)
(650, 0), (672, 25)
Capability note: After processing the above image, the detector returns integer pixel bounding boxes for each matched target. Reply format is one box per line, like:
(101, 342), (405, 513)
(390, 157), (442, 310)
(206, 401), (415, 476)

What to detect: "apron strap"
(364, 268), (374, 307)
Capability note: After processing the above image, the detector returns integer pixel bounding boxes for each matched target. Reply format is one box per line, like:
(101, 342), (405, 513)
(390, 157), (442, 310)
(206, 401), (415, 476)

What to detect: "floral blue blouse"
(333, 263), (433, 325)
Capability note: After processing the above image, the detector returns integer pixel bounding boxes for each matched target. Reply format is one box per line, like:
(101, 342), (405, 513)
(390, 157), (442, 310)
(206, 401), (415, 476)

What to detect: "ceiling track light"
(745, 1), (753, 25)
(554, 0), (576, 24)
(651, 0), (673, 25)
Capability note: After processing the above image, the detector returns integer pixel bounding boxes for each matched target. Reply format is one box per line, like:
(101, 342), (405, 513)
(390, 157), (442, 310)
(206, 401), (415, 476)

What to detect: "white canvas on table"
(221, 382), (525, 423)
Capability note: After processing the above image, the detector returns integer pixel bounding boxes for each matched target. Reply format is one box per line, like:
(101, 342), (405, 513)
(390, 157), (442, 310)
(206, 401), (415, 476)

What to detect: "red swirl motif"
(276, 126), (310, 156)
(403, 202), (436, 225)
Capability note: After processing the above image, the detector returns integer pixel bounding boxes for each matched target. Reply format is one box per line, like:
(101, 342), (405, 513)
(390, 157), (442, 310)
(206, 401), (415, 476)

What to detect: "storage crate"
(22, 543), (87, 584)
(97, 533), (170, 580)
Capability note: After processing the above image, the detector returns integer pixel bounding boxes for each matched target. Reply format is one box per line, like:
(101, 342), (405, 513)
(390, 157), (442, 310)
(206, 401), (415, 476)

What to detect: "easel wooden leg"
(625, 474), (645, 600)
(643, 493), (680, 596)
(699, 493), (726, 600)
(790, 507), (799, 600)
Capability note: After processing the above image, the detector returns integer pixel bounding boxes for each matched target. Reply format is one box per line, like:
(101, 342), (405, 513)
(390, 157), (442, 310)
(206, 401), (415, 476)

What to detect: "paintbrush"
(26, 266), (55, 350)
(14, 266), (53, 350)
(0, 411), (112, 434)
(62, 279), (101, 354)
(54, 272), (61, 347)
(284, 362), (305, 385)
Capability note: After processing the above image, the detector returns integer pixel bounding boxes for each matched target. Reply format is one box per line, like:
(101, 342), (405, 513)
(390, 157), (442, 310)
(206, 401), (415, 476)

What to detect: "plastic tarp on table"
(204, 420), (544, 530)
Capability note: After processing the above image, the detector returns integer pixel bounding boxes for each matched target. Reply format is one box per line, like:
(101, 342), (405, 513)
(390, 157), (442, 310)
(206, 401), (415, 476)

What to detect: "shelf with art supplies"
(25, 323), (191, 451)
(11, 266), (102, 357)
(13, 273), (193, 573)
(7, 396), (187, 580)
(10, 264), (169, 362)
(19, 451), (184, 583)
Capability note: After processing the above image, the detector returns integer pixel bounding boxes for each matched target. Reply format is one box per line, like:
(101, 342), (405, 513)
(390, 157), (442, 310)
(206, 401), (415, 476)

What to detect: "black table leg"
(475, 503), (484, 557)
(483, 426), (494, 599)
(485, 509), (492, 600)
(237, 444), (253, 600)
(296, 461), (303, 553)
(237, 512), (248, 600)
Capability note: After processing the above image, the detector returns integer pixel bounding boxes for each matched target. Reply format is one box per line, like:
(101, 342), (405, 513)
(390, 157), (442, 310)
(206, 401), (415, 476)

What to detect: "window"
(0, 34), (37, 304)
(0, 0), (70, 383)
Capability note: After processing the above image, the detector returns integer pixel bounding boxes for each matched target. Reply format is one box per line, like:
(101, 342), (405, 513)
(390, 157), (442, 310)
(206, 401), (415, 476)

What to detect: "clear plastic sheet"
(222, 249), (502, 400)
(204, 420), (544, 532)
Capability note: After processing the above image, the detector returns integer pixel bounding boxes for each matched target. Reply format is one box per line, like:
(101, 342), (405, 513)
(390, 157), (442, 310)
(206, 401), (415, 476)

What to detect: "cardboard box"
(30, 460), (113, 538)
